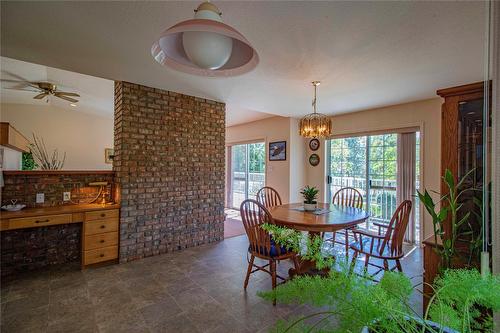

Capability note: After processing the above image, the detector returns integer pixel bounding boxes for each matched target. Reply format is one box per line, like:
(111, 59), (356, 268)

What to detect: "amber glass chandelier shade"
(299, 81), (332, 138)
(299, 113), (332, 138)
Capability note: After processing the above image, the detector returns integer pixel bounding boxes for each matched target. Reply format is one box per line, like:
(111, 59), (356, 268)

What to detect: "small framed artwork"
(309, 138), (320, 151)
(104, 148), (115, 164)
(309, 153), (320, 166)
(269, 141), (286, 161)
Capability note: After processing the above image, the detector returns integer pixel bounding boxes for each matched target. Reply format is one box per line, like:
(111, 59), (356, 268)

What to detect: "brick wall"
(114, 81), (225, 262)
(1, 224), (80, 278)
(1, 171), (114, 208)
(0, 171), (115, 278)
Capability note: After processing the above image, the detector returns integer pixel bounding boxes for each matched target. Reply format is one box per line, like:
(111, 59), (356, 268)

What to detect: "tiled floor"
(0, 235), (423, 333)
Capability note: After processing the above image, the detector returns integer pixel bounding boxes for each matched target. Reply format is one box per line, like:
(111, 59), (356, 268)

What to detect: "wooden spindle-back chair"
(240, 199), (298, 303)
(350, 200), (412, 276)
(328, 187), (364, 254)
(256, 186), (283, 208)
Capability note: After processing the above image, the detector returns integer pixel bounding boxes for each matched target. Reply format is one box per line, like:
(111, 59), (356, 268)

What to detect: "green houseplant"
(301, 185), (319, 211)
(259, 224), (500, 333)
(417, 169), (479, 270)
(21, 151), (37, 170)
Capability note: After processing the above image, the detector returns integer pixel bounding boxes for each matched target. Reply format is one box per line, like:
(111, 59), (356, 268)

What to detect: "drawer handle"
(100, 213), (106, 218)
(100, 225), (106, 229)
(100, 240), (105, 243)
(35, 219), (50, 223)
(100, 254), (105, 257)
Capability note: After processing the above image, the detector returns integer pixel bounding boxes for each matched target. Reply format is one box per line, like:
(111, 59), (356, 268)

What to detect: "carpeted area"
(224, 217), (246, 238)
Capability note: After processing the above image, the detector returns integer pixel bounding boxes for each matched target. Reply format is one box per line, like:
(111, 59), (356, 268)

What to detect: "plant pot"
(303, 202), (317, 211)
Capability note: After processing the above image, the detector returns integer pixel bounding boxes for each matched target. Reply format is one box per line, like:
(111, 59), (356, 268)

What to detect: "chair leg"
(364, 254), (370, 273)
(244, 254), (255, 289)
(270, 259), (277, 306)
(292, 255), (300, 271)
(383, 259), (389, 271)
(396, 259), (403, 272)
(344, 230), (349, 256)
(349, 250), (358, 274)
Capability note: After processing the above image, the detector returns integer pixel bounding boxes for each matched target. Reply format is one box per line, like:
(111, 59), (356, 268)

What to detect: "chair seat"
(249, 240), (290, 258)
(349, 238), (401, 259)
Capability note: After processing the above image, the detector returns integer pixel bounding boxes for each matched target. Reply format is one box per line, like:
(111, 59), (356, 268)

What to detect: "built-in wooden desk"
(0, 203), (120, 268)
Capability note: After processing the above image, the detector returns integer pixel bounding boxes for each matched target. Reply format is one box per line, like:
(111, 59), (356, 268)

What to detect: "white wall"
(226, 116), (299, 203)
(0, 103), (113, 170)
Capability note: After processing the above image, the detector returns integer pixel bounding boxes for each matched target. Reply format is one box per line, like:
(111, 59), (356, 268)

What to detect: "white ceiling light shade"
(152, 2), (259, 77)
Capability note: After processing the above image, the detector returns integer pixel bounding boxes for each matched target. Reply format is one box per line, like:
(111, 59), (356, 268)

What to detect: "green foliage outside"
(232, 143), (265, 173)
(21, 152), (37, 170)
(330, 135), (396, 179)
(258, 223), (500, 332)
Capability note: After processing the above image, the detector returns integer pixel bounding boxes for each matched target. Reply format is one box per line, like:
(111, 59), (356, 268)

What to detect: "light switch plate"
(63, 192), (71, 202)
(36, 193), (45, 204)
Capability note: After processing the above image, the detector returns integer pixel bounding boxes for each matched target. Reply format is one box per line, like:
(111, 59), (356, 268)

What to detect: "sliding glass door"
(326, 134), (401, 231)
(229, 142), (265, 209)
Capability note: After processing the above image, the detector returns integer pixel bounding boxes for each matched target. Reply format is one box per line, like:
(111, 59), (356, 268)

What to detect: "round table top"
(268, 203), (369, 232)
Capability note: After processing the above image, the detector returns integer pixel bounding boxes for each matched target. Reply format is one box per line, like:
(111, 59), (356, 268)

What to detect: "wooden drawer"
(85, 209), (119, 221)
(84, 245), (118, 265)
(8, 214), (72, 230)
(85, 218), (118, 235)
(84, 232), (118, 250)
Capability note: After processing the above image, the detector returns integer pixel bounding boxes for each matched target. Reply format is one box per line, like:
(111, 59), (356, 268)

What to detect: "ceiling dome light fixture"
(299, 81), (332, 138)
(152, 1), (259, 77)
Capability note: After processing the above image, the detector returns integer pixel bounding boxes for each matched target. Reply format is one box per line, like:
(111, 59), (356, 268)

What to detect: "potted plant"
(301, 185), (319, 211)
(258, 224), (500, 333)
(417, 169), (479, 270)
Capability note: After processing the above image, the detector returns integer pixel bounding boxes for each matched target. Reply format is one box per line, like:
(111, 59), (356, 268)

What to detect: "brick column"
(114, 82), (225, 262)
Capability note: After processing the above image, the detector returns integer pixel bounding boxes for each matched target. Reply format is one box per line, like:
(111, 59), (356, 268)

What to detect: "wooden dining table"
(268, 202), (370, 276)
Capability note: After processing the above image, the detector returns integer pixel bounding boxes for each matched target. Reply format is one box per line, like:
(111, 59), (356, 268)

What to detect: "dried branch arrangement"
(29, 134), (66, 170)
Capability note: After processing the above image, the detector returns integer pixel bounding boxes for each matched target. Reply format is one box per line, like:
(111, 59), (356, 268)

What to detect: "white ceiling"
(0, 57), (114, 118)
(0, 1), (486, 125)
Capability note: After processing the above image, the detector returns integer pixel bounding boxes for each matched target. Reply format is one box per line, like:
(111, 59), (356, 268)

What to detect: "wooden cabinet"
(423, 81), (491, 311)
(83, 209), (119, 266)
(0, 204), (120, 268)
(437, 81), (490, 238)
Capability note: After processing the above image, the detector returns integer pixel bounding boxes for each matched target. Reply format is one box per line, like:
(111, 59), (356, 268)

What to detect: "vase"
(303, 202), (317, 211)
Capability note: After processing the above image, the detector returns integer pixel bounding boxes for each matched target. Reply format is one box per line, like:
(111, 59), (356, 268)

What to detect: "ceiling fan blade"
(2, 87), (41, 92)
(1, 70), (31, 83)
(33, 93), (48, 99)
(56, 95), (79, 103)
(54, 91), (80, 97)
(0, 79), (29, 83)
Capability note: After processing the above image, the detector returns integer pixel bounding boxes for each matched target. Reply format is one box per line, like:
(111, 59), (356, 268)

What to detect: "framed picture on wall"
(269, 141), (286, 161)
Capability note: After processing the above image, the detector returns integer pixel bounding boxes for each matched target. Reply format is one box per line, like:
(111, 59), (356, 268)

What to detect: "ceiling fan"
(1, 74), (80, 103)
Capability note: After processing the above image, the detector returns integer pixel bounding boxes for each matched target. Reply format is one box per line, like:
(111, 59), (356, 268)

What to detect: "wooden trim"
(329, 126), (421, 140)
(0, 203), (120, 220)
(436, 81), (486, 97)
(0, 122), (30, 152)
(2, 170), (115, 176)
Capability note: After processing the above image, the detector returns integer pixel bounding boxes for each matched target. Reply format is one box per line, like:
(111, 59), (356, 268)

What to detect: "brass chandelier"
(299, 81), (332, 138)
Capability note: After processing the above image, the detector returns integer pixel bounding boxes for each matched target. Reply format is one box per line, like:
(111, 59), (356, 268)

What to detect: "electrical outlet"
(36, 193), (45, 204)
(63, 192), (71, 202)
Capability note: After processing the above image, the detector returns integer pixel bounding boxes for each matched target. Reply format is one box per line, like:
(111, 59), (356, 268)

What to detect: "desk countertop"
(0, 203), (121, 220)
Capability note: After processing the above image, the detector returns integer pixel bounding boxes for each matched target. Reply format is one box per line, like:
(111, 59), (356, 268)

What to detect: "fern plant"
(258, 223), (499, 332)
(259, 267), (499, 332)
